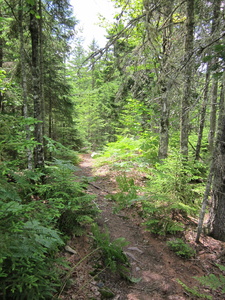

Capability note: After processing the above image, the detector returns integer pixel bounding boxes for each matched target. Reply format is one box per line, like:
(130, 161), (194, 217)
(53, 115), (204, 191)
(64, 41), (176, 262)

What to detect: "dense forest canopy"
(1, 0), (225, 299)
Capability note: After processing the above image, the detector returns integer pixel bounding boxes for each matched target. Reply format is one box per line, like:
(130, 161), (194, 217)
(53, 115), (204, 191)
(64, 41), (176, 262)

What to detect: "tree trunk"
(49, 97), (52, 139)
(195, 0), (221, 160)
(29, 1), (44, 169)
(209, 75), (225, 241)
(195, 66), (210, 160)
(196, 162), (214, 243)
(208, 0), (221, 153)
(39, 0), (45, 139)
(195, 0), (223, 241)
(19, 0), (33, 169)
(208, 78), (219, 153)
(180, 0), (195, 158)
(158, 1), (173, 159)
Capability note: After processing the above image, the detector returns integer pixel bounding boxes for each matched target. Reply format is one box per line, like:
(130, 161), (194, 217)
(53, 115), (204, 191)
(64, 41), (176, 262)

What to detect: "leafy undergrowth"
(94, 136), (206, 236)
(57, 150), (225, 299)
(94, 135), (158, 170)
(0, 144), (99, 300)
(85, 136), (225, 299)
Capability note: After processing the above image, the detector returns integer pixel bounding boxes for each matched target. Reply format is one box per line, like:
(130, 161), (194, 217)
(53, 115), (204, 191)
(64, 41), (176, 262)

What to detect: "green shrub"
(142, 150), (205, 235)
(109, 174), (140, 212)
(91, 224), (129, 273)
(95, 135), (158, 169)
(44, 136), (80, 164)
(195, 264), (225, 294)
(167, 238), (196, 258)
(0, 157), (98, 298)
(0, 215), (64, 300)
(0, 116), (40, 167)
(178, 264), (225, 299)
(143, 206), (185, 235)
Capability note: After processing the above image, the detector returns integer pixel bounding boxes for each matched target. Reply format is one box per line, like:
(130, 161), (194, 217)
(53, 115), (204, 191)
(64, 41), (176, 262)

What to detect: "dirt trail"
(61, 154), (224, 300)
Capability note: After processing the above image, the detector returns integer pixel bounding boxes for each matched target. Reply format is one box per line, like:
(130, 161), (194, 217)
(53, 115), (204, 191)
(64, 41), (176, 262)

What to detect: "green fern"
(91, 224), (129, 273)
(177, 279), (212, 299)
(0, 155), (98, 299)
(110, 174), (140, 212)
(143, 201), (185, 235)
(167, 238), (196, 258)
(140, 150), (205, 235)
(175, 258), (225, 299)
(195, 264), (225, 294)
(0, 218), (64, 300)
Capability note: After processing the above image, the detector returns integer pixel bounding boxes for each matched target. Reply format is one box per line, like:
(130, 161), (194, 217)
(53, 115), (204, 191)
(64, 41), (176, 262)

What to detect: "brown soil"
(59, 154), (225, 300)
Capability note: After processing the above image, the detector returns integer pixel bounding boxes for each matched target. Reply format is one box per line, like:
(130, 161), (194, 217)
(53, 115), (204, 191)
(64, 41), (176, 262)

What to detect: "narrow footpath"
(60, 154), (224, 300)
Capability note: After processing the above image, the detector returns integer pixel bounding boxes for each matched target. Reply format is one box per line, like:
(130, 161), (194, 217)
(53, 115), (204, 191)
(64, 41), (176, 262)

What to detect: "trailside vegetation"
(1, 0), (225, 298)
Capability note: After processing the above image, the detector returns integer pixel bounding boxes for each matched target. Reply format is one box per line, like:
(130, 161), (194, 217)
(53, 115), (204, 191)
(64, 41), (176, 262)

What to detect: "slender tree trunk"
(208, 76), (225, 241)
(19, 0), (33, 169)
(208, 77), (219, 153)
(195, 0), (223, 241)
(180, 0), (195, 158)
(39, 0), (45, 139)
(49, 97), (52, 139)
(29, 1), (44, 168)
(48, 96), (53, 160)
(208, 0), (221, 153)
(38, 0), (48, 160)
(195, 69), (210, 160)
(158, 91), (170, 159)
(158, 1), (173, 159)
(196, 149), (216, 242)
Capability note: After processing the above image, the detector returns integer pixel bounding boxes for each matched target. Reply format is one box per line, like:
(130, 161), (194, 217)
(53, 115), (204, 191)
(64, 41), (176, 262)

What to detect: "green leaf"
(23, 220), (64, 249)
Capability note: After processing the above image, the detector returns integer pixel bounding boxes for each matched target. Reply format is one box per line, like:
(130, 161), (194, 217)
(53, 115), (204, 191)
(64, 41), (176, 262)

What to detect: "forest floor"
(60, 154), (225, 300)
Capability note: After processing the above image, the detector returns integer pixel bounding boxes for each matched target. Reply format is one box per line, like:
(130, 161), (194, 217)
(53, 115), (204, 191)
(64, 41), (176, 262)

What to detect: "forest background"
(1, 0), (225, 299)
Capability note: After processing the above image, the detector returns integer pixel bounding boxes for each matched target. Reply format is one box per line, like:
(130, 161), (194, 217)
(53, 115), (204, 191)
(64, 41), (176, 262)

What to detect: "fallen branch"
(88, 182), (109, 194)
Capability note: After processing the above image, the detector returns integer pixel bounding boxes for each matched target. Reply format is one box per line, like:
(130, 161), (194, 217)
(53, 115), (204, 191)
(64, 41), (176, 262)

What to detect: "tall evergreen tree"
(158, 0), (174, 159)
(180, 0), (195, 158)
(29, 0), (44, 168)
(208, 71), (225, 241)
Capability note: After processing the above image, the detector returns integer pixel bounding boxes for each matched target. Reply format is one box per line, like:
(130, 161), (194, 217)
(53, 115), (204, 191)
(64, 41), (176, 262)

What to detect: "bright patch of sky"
(70, 0), (117, 48)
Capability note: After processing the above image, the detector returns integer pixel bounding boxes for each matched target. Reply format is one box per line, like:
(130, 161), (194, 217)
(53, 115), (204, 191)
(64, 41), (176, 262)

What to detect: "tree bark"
(195, 66), (210, 161)
(49, 96), (52, 139)
(196, 163), (214, 243)
(19, 0), (33, 169)
(195, 0), (222, 241)
(38, 0), (45, 139)
(196, 0), (221, 160)
(158, 1), (173, 159)
(29, 1), (44, 169)
(208, 0), (221, 153)
(208, 76), (225, 241)
(180, 0), (195, 158)
(208, 78), (219, 153)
